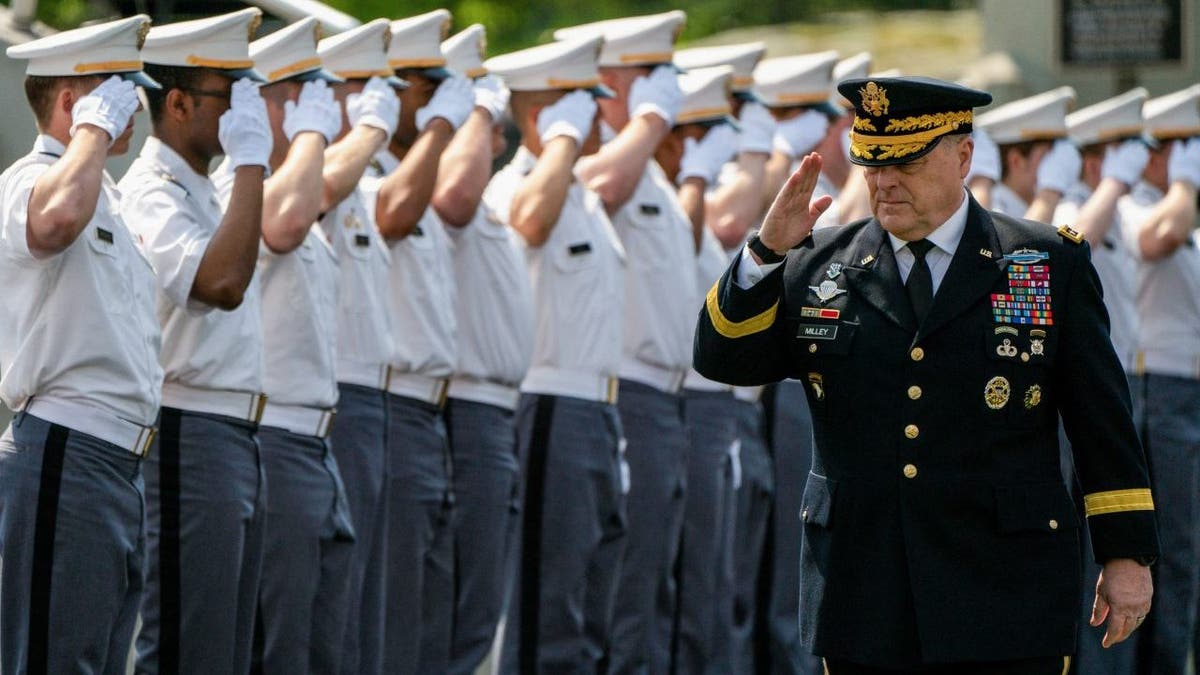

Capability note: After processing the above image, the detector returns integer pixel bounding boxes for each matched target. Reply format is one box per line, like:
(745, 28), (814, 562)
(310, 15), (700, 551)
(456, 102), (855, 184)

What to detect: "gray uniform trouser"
(445, 397), (520, 675)
(330, 384), (388, 675)
(1137, 373), (1200, 675)
(730, 397), (775, 674)
(383, 393), (455, 675)
(135, 408), (265, 675)
(500, 393), (626, 675)
(253, 425), (355, 675)
(764, 380), (823, 675)
(1061, 373), (1142, 675)
(0, 412), (145, 675)
(677, 389), (738, 675)
(609, 380), (689, 675)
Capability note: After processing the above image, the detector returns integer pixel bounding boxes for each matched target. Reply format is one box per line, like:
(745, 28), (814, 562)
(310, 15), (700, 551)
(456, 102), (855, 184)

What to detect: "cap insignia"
(860, 81), (889, 117)
(137, 20), (151, 50)
(247, 14), (263, 41)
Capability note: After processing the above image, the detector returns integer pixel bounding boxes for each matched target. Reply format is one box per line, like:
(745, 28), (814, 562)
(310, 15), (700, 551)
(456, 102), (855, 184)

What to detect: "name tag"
(412, 225), (425, 237)
(639, 204), (660, 216)
(568, 242), (592, 256)
(96, 228), (114, 244)
(797, 324), (838, 340)
(354, 234), (370, 247)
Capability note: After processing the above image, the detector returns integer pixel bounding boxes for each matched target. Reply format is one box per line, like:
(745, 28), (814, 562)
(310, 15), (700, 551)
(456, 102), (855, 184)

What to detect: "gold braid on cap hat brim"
(850, 109), (973, 161)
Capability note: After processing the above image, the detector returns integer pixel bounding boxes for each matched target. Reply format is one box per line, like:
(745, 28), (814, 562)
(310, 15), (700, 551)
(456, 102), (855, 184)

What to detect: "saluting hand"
(756, 152), (834, 255)
(1090, 558), (1153, 648)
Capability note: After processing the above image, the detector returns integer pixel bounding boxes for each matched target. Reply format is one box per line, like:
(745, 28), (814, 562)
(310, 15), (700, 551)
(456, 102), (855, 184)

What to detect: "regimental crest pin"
(809, 279), (847, 304)
(826, 262), (844, 280)
(1024, 384), (1042, 409)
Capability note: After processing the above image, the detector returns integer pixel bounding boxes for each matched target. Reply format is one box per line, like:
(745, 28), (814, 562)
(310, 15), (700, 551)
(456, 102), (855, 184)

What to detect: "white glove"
(219, 78), (273, 170)
(347, 76), (401, 138)
(416, 75), (475, 132)
(1168, 138), (1200, 188)
(69, 75), (139, 144)
(283, 80), (342, 144)
(1101, 139), (1150, 187)
(738, 102), (776, 155)
(473, 75), (510, 122)
(967, 129), (1001, 183)
(628, 65), (683, 126)
(536, 89), (597, 146)
(678, 125), (737, 186)
(1035, 139), (1082, 195)
(773, 110), (829, 157)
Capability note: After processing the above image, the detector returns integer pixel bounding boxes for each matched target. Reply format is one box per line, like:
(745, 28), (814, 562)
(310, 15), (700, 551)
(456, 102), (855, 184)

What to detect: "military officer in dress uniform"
(434, 24), (537, 675)
(314, 19), (405, 675)
(483, 35), (626, 674)
(207, 20), (355, 675)
(695, 76), (1159, 674)
(0, 17), (162, 674)
(975, 87), (1081, 224)
(357, 10), (476, 674)
(648, 64), (742, 674)
(1047, 88), (1151, 675)
(551, 14), (700, 672)
(1117, 84), (1200, 675)
(117, 9), (272, 674)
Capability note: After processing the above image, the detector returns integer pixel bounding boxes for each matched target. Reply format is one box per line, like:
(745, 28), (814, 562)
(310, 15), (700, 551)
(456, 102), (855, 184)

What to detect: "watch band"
(749, 233), (785, 264)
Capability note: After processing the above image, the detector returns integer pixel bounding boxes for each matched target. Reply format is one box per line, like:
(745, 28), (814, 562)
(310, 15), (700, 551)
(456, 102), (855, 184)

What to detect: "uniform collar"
(33, 134), (67, 157)
(140, 136), (213, 197)
(887, 188), (970, 258)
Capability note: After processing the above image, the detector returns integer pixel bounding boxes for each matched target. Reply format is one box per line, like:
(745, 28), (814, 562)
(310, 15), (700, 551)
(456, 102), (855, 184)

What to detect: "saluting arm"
(322, 125), (387, 214)
(432, 108), (494, 228)
(192, 165), (265, 309)
(26, 127), (110, 257)
(374, 119), (453, 241)
(1072, 140), (1148, 247)
(1136, 138), (1199, 261)
(706, 151), (768, 250)
(261, 132), (326, 254)
(510, 136), (579, 248)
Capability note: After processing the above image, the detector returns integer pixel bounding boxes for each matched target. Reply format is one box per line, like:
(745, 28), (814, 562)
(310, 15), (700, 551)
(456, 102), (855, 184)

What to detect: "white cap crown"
(753, 51), (839, 108)
(443, 24), (487, 78)
(676, 65), (736, 126)
(977, 86), (1076, 144)
(250, 17), (333, 84)
(485, 36), (607, 95)
(1067, 88), (1148, 147)
(1144, 84), (1200, 141)
(553, 11), (685, 67)
(142, 8), (262, 74)
(673, 42), (765, 92)
(7, 14), (152, 82)
(387, 10), (451, 71)
(318, 18), (393, 81)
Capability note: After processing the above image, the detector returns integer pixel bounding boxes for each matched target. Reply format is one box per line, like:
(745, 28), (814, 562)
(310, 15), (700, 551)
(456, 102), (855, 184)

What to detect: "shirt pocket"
(85, 225), (131, 316)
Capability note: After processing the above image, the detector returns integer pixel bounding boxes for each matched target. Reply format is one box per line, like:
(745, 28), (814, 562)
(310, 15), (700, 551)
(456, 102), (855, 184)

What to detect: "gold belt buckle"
(250, 393), (269, 424)
(135, 426), (157, 458)
(317, 409), (337, 439)
(605, 377), (619, 405)
(435, 379), (450, 409)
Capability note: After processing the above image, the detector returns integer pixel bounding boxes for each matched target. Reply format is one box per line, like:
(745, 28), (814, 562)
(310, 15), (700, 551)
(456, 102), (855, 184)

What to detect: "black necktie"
(906, 239), (935, 324)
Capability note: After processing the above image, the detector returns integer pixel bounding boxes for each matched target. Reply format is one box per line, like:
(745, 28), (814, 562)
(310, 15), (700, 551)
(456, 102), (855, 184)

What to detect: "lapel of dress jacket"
(840, 221), (917, 334)
(915, 197), (1008, 343)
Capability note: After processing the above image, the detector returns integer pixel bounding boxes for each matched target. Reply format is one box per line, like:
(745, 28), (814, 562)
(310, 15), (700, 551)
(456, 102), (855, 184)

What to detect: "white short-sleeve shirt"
(487, 147), (625, 387)
(213, 158), (340, 408)
(0, 135), (162, 424)
(119, 137), (263, 394)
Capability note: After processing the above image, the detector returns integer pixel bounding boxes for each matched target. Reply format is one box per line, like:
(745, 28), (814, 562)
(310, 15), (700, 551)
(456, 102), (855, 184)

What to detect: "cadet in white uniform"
(976, 87), (1080, 223)
(650, 65), (745, 674)
(1120, 85), (1200, 675)
(553, 14), (699, 672)
(435, 25), (537, 675)
(118, 10), (272, 674)
(210, 21), (355, 675)
(357, 11), (476, 674)
(315, 20), (404, 675)
(484, 36), (627, 674)
(1, 17), (162, 674)
(1046, 88), (1151, 675)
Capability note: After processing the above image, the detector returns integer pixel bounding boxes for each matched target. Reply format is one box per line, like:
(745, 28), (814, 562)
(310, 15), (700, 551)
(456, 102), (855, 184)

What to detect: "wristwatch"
(1132, 555), (1157, 567)
(748, 232), (786, 264)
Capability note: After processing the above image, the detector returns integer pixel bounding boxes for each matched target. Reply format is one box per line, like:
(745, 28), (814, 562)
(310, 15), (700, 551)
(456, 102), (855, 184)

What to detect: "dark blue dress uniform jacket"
(692, 197), (1159, 668)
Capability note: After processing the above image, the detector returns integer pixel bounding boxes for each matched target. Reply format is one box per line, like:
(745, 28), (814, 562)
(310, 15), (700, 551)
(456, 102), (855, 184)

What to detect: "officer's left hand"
(757, 152), (833, 254)
(1090, 558), (1152, 648)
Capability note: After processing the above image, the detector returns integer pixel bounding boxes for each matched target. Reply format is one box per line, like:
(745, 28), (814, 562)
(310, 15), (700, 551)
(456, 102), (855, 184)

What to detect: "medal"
(984, 376), (1010, 410)
(826, 262), (844, 280)
(809, 279), (848, 304)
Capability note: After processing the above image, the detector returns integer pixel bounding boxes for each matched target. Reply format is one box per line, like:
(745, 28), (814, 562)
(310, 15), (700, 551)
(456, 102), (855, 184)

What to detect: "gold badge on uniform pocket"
(1024, 384), (1042, 409)
(984, 376), (1010, 410)
(808, 373), (825, 401)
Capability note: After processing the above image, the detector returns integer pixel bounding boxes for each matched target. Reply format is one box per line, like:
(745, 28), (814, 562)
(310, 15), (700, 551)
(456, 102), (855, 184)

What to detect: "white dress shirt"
(488, 147), (626, 397)
(360, 150), (457, 379)
(317, 187), (395, 390)
(683, 226), (736, 392)
(0, 135), (162, 425)
(610, 161), (697, 387)
(990, 182), (1029, 218)
(1119, 181), (1200, 379)
(445, 197), (535, 396)
(213, 159), (340, 409)
(119, 137), (264, 397)
(1053, 184), (1141, 372)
